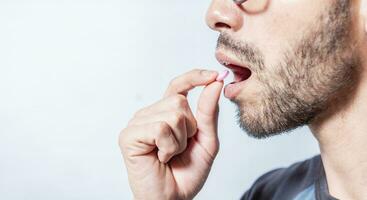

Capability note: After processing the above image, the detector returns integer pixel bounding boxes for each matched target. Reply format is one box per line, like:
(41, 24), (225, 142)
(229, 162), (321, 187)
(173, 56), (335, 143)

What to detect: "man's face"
(206, 0), (361, 138)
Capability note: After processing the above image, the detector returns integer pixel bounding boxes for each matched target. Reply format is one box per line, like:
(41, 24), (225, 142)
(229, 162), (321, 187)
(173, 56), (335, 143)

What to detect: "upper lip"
(215, 50), (251, 72)
(215, 50), (252, 83)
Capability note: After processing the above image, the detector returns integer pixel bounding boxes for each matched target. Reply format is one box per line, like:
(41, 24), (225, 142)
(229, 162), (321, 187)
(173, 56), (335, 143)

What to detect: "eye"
(233, 0), (248, 5)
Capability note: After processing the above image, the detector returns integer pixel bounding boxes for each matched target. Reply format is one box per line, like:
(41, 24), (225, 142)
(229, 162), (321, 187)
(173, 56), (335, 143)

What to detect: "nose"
(205, 0), (243, 33)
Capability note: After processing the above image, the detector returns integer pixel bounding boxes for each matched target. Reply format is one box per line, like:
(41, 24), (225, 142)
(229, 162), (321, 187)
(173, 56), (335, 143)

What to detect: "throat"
(309, 84), (367, 200)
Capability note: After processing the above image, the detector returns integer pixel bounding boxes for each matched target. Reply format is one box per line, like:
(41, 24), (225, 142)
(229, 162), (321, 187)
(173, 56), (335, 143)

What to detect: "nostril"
(215, 22), (231, 30)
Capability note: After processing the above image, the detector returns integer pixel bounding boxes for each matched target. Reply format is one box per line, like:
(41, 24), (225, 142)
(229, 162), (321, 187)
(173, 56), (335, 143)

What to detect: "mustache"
(216, 33), (265, 71)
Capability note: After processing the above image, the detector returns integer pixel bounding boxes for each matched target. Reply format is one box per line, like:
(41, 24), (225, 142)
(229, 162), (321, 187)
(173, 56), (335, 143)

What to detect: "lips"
(215, 51), (252, 99)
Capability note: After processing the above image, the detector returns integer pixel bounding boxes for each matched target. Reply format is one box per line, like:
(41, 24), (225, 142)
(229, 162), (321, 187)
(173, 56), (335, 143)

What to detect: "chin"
(233, 101), (311, 139)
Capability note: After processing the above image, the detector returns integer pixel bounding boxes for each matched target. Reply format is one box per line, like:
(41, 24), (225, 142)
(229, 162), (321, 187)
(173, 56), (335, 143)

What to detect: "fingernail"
(216, 70), (229, 81)
(201, 70), (217, 77)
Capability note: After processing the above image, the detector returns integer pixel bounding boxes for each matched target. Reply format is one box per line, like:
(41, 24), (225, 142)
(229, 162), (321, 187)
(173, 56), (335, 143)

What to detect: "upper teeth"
(222, 61), (229, 66)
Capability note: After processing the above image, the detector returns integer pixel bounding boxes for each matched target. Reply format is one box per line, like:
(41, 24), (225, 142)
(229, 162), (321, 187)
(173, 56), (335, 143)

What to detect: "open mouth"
(221, 62), (252, 99)
(215, 51), (252, 99)
(222, 63), (252, 84)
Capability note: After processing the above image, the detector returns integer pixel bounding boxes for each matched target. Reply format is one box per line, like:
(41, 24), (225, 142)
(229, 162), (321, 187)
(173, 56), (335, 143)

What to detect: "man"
(119, 0), (367, 199)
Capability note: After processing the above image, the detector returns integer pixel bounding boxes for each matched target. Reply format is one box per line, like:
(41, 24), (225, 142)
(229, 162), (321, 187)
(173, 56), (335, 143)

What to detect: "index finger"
(164, 69), (218, 97)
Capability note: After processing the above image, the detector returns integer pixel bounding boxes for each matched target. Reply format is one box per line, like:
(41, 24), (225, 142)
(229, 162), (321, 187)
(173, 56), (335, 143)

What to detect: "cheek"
(239, 0), (329, 70)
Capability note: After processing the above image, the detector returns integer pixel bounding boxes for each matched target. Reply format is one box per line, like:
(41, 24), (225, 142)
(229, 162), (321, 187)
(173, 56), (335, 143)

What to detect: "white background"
(0, 0), (319, 199)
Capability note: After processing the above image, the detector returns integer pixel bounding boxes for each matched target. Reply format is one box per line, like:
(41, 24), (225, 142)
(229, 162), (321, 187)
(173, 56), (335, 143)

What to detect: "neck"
(309, 53), (367, 200)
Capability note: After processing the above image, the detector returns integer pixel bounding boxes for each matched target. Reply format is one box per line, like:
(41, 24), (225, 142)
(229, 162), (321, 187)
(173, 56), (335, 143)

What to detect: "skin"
(120, 70), (222, 200)
(216, 0), (360, 137)
(120, 0), (367, 199)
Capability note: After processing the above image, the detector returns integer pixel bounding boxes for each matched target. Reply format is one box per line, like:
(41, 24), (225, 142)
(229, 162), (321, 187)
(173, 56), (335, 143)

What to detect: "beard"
(217, 0), (360, 138)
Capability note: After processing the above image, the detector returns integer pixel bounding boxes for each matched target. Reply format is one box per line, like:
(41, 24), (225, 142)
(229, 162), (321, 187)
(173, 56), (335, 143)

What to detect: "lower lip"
(224, 81), (246, 99)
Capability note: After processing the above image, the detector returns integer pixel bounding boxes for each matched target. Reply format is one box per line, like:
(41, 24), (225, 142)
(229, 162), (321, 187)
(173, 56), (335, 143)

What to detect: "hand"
(119, 69), (223, 200)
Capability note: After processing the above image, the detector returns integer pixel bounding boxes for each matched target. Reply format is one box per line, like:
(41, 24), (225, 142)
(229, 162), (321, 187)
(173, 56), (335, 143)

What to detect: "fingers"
(120, 122), (181, 163)
(134, 95), (189, 117)
(120, 69), (224, 165)
(196, 81), (223, 129)
(133, 94), (197, 137)
(128, 111), (188, 154)
(195, 81), (224, 158)
(164, 69), (218, 97)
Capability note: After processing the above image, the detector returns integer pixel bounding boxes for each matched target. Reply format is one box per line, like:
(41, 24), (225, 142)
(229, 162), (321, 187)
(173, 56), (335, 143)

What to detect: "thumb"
(195, 81), (224, 155)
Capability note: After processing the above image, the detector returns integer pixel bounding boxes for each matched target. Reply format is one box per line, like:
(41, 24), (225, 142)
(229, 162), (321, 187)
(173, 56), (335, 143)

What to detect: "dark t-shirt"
(241, 155), (338, 200)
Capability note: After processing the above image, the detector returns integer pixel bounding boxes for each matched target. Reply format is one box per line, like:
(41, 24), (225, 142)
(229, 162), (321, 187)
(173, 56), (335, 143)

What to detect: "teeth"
(222, 61), (229, 66)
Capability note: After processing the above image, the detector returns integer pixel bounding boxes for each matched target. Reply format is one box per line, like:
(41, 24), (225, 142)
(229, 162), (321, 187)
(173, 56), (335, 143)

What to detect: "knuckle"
(134, 108), (145, 117)
(189, 68), (201, 74)
(191, 116), (198, 130)
(170, 94), (187, 108)
(213, 140), (220, 156)
(171, 111), (185, 126)
(167, 139), (180, 154)
(155, 121), (170, 134)
(118, 128), (129, 148)
(189, 68), (206, 78)
(178, 139), (187, 153)
(168, 76), (180, 88)
(127, 118), (136, 126)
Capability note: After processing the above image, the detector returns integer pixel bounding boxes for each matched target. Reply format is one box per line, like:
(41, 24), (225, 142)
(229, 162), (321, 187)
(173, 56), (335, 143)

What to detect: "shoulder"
(241, 155), (321, 200)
